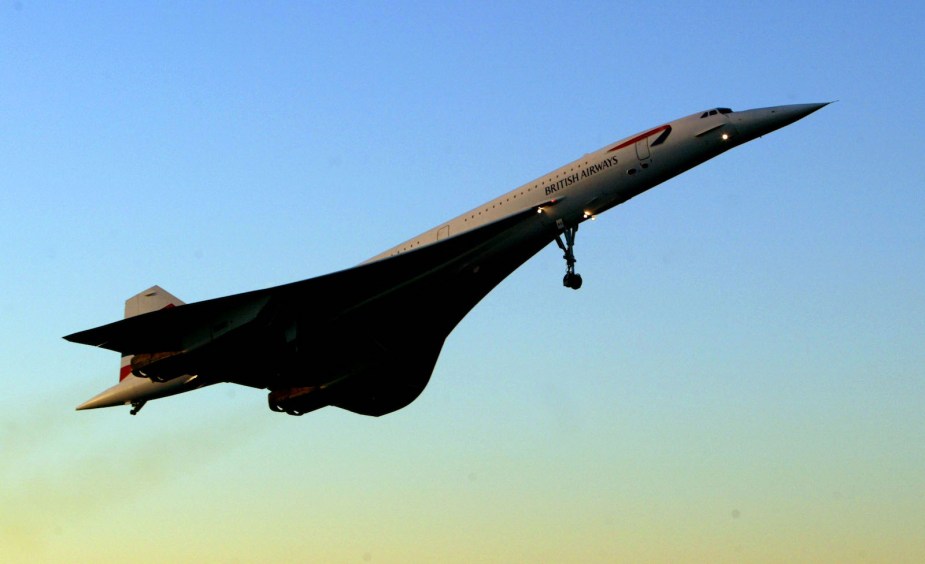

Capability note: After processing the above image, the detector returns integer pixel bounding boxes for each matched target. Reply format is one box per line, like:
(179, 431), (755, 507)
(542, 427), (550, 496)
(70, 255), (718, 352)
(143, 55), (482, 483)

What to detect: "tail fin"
(119, 286), (185, 381)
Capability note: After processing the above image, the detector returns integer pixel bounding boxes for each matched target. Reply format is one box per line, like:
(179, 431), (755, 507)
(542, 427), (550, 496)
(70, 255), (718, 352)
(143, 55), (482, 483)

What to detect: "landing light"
(537, 207), (544, 214)
(721, 133), (729, 140)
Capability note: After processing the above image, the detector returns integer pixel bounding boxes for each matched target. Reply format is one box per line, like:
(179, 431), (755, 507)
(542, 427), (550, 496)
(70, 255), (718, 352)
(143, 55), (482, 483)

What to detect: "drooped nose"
(730, 102), (830, 141)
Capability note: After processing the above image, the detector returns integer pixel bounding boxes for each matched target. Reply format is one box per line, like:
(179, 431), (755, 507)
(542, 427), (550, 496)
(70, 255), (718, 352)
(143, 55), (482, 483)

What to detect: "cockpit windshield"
(700, 108), (733, 118)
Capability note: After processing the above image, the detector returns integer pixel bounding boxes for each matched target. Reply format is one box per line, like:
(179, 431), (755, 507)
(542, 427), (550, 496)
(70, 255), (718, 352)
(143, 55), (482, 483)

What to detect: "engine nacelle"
(131, 350), (191, 383)
(268, 386), (330, 416)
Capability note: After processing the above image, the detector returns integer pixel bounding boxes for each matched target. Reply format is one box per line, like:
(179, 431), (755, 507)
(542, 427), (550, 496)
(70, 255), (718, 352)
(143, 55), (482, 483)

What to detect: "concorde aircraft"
(66, 102), (828, 416)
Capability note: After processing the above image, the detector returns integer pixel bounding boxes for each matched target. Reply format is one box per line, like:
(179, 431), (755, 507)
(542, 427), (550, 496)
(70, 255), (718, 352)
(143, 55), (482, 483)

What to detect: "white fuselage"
(76, 103), (827, 412)
(366, 108), (735, 264)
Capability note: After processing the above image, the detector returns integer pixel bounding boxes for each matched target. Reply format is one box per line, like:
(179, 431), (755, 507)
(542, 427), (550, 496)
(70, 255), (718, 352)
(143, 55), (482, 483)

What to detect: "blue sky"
(2, 2), (923, 562)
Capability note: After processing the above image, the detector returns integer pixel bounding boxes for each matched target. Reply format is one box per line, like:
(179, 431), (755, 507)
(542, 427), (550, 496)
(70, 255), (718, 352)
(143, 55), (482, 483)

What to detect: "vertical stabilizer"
(119, 286), (185, 381)
(76, 285), (195, 412)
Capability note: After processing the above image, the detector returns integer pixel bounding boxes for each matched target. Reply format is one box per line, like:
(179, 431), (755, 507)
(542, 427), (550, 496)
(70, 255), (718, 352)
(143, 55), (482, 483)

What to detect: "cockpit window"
(701, 107), (734, 118)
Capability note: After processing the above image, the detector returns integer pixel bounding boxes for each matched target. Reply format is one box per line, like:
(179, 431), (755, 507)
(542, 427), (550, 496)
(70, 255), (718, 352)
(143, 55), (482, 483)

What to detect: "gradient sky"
(2, 2), (923, 562)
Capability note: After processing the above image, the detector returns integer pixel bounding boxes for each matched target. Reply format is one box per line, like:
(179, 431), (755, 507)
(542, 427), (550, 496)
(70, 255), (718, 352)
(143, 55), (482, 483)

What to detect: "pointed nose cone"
(732, 102), (830, 141)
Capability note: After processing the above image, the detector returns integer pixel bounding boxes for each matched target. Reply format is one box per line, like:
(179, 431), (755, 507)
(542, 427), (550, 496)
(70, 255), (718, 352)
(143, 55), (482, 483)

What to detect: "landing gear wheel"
(563, 272), (583, 290)
(555, 225), (582, 290)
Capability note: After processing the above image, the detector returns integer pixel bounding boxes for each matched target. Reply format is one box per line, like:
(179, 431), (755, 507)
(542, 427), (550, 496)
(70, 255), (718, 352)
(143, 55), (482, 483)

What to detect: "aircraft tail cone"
(75, 379), (137, 410)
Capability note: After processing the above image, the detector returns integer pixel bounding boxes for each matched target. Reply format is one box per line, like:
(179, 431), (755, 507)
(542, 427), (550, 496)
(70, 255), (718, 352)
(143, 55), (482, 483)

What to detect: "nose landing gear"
(555, 225), (582, 290)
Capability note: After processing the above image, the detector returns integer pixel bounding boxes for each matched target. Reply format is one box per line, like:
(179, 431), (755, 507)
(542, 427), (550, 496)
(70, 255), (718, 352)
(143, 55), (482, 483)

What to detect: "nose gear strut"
(555, 225), (582, 290)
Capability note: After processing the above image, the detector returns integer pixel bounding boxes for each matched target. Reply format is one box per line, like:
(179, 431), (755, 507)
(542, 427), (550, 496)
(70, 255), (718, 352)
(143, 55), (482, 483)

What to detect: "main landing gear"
(555, 225), (582, 290)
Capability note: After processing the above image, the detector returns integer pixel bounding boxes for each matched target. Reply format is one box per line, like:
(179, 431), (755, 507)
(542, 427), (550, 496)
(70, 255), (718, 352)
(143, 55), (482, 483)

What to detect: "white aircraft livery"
(66, 103), (828, 416)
